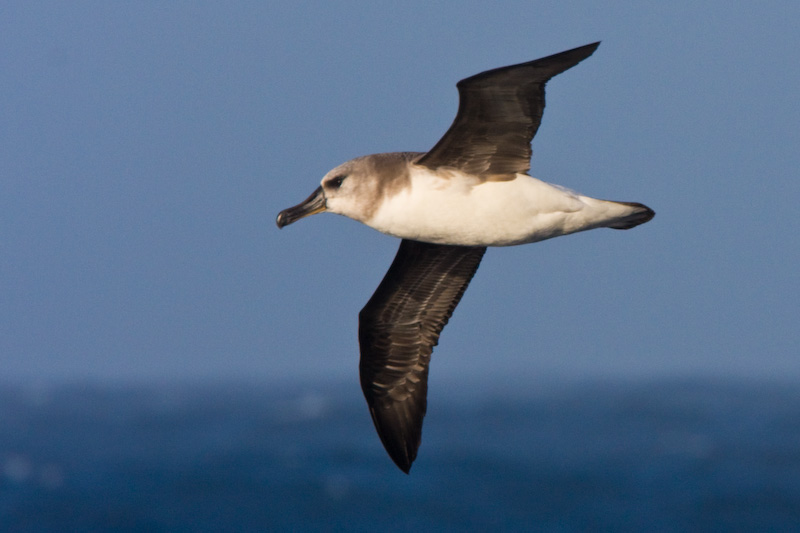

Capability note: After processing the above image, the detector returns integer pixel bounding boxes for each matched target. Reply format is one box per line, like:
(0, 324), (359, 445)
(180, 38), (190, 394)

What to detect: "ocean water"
(2, 377), (800, 531)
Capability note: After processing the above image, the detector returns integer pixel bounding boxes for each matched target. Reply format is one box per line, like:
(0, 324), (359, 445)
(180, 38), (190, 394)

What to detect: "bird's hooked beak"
(276, 186), (327, 228)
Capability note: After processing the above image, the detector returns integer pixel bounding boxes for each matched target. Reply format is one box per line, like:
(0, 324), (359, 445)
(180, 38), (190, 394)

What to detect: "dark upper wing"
(416, 42), (600, 177)
(358, 239), (486, 473)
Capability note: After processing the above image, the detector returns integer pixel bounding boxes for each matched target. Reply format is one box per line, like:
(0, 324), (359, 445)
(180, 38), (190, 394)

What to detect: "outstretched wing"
(358, 239), (486, 473)
(416, 42), (600, 177)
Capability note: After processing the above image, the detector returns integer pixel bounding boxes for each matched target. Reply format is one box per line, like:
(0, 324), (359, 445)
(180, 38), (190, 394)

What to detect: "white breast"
(364, 167), (629, 247)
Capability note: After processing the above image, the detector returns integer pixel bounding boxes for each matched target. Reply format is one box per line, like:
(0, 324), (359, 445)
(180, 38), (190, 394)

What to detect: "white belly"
(365, 168), (624, 247)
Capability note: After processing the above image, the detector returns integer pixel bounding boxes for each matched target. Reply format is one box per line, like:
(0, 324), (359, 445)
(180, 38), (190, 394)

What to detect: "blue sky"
(2, 2), (798, 385)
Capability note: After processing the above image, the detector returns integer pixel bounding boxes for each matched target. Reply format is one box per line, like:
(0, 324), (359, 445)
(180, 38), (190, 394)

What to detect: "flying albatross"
(276, 42), (654, 473)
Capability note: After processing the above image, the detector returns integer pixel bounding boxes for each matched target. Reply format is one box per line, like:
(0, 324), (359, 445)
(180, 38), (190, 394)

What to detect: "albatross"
(276, 42), (654, 473)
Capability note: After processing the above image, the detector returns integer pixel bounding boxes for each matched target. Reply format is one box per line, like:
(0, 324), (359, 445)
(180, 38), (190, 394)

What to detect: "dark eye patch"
(328, 175), (346, 189)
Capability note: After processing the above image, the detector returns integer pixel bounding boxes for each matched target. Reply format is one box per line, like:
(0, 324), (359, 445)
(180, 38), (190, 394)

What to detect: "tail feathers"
(607, 201), (655, 230)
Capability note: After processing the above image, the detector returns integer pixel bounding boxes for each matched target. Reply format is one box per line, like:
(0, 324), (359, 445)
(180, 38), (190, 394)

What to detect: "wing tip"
(556, 41), (602, 63)
(393, 456), (413, 474)
(455, 41), (602, 90)
(379, 430), (418, 474)
(387, 445), (416, 474)
(586, 41), (601, 56)
(367, 404), (422, 474)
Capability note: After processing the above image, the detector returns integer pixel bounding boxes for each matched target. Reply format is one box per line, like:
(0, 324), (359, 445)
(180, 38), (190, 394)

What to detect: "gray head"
(276, 152), (421, 228)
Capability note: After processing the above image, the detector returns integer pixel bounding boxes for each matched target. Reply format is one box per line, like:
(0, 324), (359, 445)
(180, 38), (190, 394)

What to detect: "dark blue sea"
(2, 377), (800, 531)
